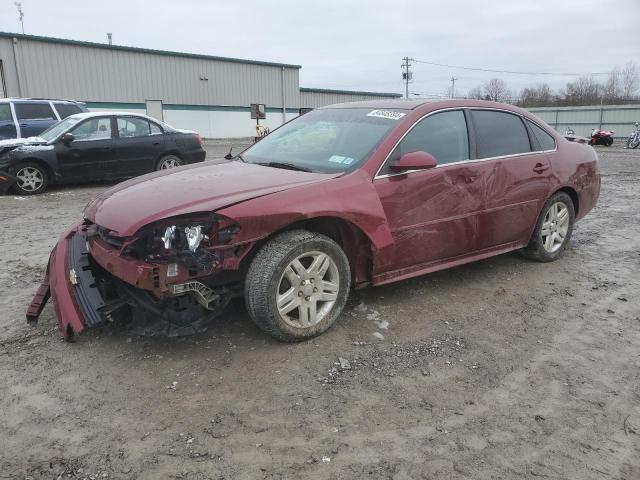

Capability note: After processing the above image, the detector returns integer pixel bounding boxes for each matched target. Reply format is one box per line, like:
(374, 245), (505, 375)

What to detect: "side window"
(117, 117), (151, 138)
(0, 103), (12, 122)
(382, 110), (469, 174)
(150, 121), (163, 135)
(526, 120), (556, 151)
(71, 117), (112, 141)
(471, 110), (531, 158)
(54, 103), (82, 119)
(14, 102), (56, 121)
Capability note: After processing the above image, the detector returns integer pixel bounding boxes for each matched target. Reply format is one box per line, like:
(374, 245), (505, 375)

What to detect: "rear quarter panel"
(549, 139), (601, 221)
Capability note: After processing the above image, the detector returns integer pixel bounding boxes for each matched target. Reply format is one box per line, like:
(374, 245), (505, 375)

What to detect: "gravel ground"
(0, 144), (638, 480)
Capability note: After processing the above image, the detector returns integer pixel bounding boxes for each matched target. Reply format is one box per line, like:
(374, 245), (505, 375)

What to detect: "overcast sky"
(1, 0), (638, 98)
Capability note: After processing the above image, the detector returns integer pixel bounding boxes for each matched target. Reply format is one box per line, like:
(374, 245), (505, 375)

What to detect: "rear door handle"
(464, 175), (478, 183)
(152, 141), (161, 146)
(533, 163), (549, 173)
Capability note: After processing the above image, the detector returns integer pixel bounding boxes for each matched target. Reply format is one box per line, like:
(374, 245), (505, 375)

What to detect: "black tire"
(244, 229), (351, 342)
(520, 192), (575, 262)
(12, 162), (49, 195)
(604, 136), (613, 146)
(156, 154), (184, 171)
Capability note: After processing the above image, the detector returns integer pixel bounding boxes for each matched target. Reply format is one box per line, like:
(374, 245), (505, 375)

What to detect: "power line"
(410, 58), (609, 77)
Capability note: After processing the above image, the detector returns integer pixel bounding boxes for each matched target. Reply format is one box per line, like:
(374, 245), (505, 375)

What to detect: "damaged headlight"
(162, 225), (205, 252)
(184, 225), (205, 252)
(132, 214), (240, 274)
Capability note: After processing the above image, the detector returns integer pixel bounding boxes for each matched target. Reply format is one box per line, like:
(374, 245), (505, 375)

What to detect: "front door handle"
(464, 175), (478, 184)
(533, 163), (549, 174)
(152, 141), (161, 146)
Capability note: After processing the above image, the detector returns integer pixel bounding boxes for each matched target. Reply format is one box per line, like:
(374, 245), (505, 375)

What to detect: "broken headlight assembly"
(132, 214), (240, 275)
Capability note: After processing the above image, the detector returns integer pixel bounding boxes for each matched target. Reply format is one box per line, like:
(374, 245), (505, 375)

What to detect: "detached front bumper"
(26, 224), (110, 339)
(0, 171), (17, 193)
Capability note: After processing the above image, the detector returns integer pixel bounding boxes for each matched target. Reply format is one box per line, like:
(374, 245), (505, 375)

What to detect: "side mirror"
(61, 132), (75, 145)
(390, 151), (438, 172)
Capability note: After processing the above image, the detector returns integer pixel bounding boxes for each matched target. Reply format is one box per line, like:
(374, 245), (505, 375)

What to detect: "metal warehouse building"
(0, 32), (401, 138)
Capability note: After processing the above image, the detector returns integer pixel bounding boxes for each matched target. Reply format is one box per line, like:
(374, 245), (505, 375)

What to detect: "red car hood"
(84, 160), (339, 236)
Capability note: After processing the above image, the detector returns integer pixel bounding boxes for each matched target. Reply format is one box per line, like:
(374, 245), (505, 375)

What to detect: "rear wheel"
(244, 230), (351, 342)
(13, 162), (49, 195)
(520, 192), (575, 262)
(156, 154), (183, 170)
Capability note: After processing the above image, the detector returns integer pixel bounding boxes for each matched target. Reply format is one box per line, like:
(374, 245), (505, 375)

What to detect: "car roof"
(66, 111), (156, 120)
(0, 97), (83, 104)
(319, 98), (530, 115)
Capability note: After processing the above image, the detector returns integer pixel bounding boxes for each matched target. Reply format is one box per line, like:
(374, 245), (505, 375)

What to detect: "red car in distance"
(27, 99), (600, 342)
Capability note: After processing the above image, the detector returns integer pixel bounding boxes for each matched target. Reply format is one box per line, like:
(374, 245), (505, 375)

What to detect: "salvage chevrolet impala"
(27, 100), (600, 341)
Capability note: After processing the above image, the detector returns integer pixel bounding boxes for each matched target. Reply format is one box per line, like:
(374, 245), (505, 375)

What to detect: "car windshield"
(39, 116), (83, 142)
(241, 108), (407, 173)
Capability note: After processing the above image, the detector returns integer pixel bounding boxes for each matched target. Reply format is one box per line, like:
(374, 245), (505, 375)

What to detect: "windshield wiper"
(258, 162), (312, 173)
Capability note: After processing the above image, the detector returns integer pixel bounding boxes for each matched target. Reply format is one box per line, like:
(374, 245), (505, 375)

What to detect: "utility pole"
(14, 2), (24, 34)
(450, 77), (458, 99)
(107, 33), (113, 45)
(401, 57), (412, 99)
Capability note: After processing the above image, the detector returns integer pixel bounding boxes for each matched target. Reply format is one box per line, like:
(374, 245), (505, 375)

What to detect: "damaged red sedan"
(27, 99), (600, 341)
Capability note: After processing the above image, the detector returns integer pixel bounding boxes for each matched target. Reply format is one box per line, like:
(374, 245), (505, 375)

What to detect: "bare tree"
(603, 67), (621, 102)
(518, 83), (554, 107)
(467, 86), (483, 99)
(482, 78), (511, 102)
(620, 61), (639, 99)
(563, 75), (602, 105)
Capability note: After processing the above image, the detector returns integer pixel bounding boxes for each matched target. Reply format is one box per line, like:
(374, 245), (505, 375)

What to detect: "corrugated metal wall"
(0, 35), (300, 109)
(528, 105), (640, 138)
(300, 88), (401, 109)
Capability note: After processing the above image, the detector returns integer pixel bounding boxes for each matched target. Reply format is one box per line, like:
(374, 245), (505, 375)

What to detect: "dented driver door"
(372, 109), (487, 275)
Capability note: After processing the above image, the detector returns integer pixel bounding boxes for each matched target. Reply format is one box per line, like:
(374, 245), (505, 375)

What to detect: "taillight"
(194, 133), (202, 146)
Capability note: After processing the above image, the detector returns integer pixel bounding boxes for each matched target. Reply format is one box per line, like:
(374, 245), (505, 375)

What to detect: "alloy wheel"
(541, 202), (570, 253)
(16, 166), (44, 192)
(159, 156), (183, 169)
(276, 251), (340, 328)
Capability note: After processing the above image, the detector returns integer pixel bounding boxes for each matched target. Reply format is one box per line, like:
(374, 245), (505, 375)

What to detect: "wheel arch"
(553, 186), (579, 217)
(243, 216), (373, 287)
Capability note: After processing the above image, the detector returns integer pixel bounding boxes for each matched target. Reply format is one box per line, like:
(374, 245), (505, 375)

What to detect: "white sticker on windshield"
(367, 110), (406, 120)
(328, 155), (355, 165)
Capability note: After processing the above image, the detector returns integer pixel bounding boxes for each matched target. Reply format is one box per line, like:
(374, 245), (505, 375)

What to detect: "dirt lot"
(1, 144), (639, 480)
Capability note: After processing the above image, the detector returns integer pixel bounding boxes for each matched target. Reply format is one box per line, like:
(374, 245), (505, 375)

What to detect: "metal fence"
(527, 104), (640, 138)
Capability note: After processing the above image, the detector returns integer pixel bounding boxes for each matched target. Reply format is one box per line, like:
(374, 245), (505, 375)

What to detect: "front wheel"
(604, 136), (613, 146)
(156, 154), (183, 170)
(13, 162), (49, 195)
(244, 230), (351, 342)
(520, 192), (575, 262)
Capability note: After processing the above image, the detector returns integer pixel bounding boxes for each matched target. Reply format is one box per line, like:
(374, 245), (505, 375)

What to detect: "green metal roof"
(300, 87), (402, 98)
(0, 31), (302, 69)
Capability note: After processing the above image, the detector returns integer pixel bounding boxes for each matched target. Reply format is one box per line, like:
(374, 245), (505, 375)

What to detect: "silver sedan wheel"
(276, 251), (340, 329)
(541, 202), (569, 253)
(16, 166), (44, 192)
(158, 156), (183, 170)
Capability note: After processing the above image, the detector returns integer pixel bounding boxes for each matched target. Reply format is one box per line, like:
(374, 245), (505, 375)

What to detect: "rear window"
(471, 110), (531, 158)
(54, 102), (83, 119)
(527, 120), (556, 151)
(0, 103), (11, 122)
(14, 102), (56, 121)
